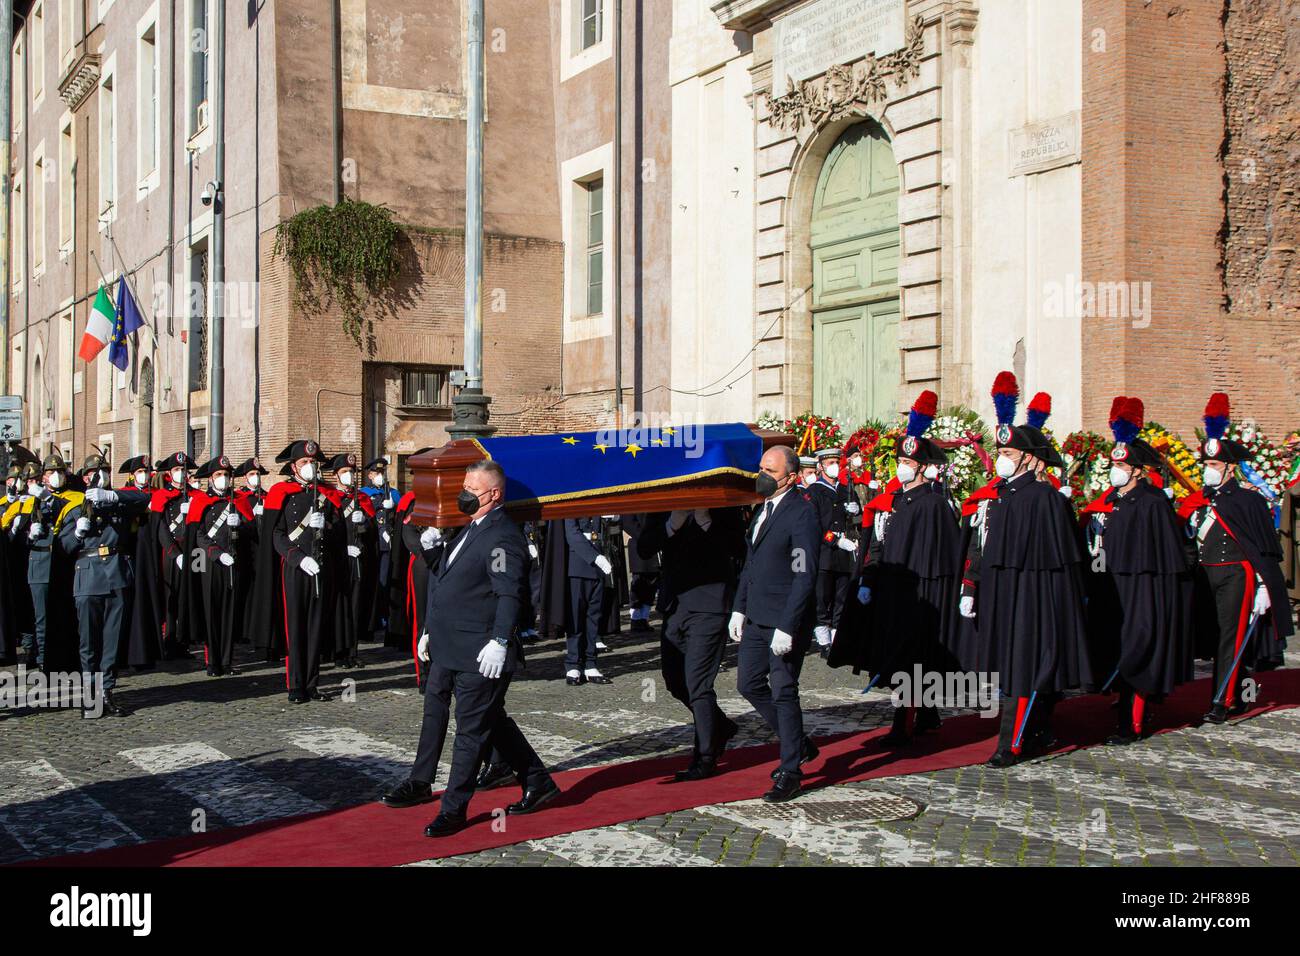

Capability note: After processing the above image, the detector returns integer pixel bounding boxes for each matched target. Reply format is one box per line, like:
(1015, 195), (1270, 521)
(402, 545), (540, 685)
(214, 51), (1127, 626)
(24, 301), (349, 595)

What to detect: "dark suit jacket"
(637, 509), (744, 615)
(564, 516), (604, 580)
(424, 506), (527, 673)
(732, 490), (821, 636)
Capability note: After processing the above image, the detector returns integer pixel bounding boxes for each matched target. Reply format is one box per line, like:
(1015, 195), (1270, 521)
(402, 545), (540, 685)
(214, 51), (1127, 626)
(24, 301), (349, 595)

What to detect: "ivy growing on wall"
(273, 199), (403, 348)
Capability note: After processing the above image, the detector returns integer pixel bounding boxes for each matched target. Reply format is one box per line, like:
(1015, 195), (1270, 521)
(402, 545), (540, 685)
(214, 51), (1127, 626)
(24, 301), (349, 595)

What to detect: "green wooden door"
(810, 121), (901, 427)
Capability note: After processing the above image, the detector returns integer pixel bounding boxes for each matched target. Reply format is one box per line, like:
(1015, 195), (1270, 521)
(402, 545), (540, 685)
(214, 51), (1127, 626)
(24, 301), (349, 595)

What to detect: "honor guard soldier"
(154, 452), (198, 659)
(562, 515), (615, 684)
(960, 376), (1092, 767)
(516, 521), (545, 640)
(234, 458), (270, 652)
(1177, 394), (1292, 723)
(329, 452), (377, 669)
(9, 454), (84, 673)
(832, 391), (962, 745)
(362, 458), (401, 643)
(267, 440), (338, 703)
(188, 456), (253, 676)
(622, 513), (661, 633)
(1080, 398), (1194, 744)
(806, 447), (859, 655)
(58, 455), (151, 715)
(729, 445), (822, 802)
(1, 447), (41, 665)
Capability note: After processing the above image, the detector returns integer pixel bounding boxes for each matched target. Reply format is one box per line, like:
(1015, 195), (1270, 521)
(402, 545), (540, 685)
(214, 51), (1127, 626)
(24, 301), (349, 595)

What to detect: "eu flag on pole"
(107, 278), (145, 371)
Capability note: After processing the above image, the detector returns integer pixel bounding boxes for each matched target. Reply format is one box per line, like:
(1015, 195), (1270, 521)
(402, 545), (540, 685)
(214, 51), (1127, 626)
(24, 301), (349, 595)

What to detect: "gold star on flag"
(625, 444), (643, 458)
(561, 436), (579, 445)
(662, 427), (676, 435)
(650, 438), (666, 446)
(593, 443), (609, 454)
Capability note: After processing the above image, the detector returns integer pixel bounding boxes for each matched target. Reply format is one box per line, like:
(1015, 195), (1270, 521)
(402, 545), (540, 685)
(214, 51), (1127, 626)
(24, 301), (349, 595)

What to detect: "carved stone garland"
(764, 15), (925, 133)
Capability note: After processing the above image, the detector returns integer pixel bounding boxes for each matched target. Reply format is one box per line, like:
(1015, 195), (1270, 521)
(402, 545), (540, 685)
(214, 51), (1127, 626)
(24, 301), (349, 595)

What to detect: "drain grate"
(729, 790), (924, 824)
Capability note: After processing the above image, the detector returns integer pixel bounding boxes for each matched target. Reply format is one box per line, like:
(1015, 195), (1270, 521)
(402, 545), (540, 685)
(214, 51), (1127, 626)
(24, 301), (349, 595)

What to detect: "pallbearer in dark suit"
(1080, 398), (1194, 744)
(729, 445), (822, 802)
(381, 460), (559, 836)
(623, 512), (660, 633)
(636, 508), (745, 781)
(268, 440), (338, 703)
(1177, 393), (1292, 723)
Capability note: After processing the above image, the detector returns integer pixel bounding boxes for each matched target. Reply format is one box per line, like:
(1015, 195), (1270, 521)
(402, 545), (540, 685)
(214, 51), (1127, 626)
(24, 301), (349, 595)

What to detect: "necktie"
(447, 521), (476, 566)
(752, 500), (774, 543)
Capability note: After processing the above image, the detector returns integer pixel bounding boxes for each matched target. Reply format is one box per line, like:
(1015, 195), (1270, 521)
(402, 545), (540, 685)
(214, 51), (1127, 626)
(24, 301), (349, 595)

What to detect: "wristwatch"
(492, 635), (510, 648)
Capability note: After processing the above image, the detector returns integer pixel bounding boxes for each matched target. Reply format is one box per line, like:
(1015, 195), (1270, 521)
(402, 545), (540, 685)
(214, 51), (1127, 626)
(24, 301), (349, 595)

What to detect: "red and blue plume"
(1203, 392), (1230, 440)
(1025, 392), (1051, 430)
(906, 389), (938, 438)
(991, 371), (1019, 426)
(1109, 395), (1143, 446)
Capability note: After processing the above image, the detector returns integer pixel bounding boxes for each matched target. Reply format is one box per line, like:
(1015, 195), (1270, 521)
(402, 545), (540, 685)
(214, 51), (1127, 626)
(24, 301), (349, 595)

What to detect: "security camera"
(200, 181), (220, 207)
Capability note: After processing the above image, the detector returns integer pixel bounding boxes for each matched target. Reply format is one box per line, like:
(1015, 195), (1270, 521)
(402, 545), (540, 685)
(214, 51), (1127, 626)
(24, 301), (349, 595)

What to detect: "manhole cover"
(729, 790), (923, 824)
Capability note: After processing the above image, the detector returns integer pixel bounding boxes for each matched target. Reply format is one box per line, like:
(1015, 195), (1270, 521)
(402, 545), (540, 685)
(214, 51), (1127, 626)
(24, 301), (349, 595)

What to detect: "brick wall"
(1083, 0), (1299, 440)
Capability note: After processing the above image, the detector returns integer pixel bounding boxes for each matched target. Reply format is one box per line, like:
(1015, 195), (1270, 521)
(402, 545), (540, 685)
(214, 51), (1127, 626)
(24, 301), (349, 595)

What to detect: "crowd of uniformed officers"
(1, 375), (1292, 812)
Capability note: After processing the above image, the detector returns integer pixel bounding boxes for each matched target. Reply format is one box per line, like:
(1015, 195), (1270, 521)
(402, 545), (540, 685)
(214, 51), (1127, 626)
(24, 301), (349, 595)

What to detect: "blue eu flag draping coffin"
(470, 422), (763, 506)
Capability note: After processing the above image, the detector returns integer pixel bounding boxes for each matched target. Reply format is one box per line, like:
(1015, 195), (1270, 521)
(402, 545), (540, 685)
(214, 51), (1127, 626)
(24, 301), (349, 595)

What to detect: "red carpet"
(26, 669), (1300, 867)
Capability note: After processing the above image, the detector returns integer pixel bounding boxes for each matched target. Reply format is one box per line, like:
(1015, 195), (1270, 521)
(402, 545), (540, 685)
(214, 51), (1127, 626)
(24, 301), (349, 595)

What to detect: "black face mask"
(457, 489), (484, 516)
(756, 472), (780, 498)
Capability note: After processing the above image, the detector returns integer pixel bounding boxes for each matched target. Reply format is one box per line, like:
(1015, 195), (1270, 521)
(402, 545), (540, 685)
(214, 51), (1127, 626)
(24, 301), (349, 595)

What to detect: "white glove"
(1164, 486), (1175, 500)
(226, 512), (240, 526)
(417, 631), (430, 662)
(528, 543), (539, 560)
(219, 552), (235, 567)
(28, 522), (43, 540)
(254, 503), (264, 516)
(419, 528), (440, 550)
(594, 554), (613, 576)
(75, 516), (92, 537)
(347, 545), (361, 558)
(857, 586), (871, 605)
(770, 629), (794, 656)
(86, 487), (118, 505)
(179, 501), (190, 516)
(299, 556), (320, 576)
(351, 510), (365, 524)
(728, 611), (745, 642)
(382, 497), (394, 510)
(176, 554), (185, 569)
(844, 501), (860, 515)
(959, 595), (975, 619)
(477, 640), (507, 680)
(1059, 485), (1074, 498)
(667, 510), (690, 533)
(692, 508), (712, 530)
(307, 511), (325, 530)
(1253, 585), (1271, 616)
(381, 531), (391, 544)
(836, 534), (857, 553)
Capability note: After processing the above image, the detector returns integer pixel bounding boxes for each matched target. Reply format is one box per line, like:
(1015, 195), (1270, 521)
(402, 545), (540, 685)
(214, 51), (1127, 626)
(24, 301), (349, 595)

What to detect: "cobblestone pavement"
(1, 619), (1297, 867)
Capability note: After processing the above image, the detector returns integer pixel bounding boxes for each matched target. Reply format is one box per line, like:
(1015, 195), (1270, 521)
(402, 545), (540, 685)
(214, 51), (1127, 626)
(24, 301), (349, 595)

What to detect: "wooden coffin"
(408, 426), (794, 527)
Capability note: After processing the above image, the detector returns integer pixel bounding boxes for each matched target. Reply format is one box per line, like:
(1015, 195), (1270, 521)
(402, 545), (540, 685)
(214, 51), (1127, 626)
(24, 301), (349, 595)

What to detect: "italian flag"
(78, 285), (117, 363)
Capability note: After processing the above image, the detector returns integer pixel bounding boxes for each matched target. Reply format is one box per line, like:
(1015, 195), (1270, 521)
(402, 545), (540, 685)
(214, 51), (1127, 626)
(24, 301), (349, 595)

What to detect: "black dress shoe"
(1202, 704), (1228, 724)
(424, 814), (467, 837)
(915, 709), (942, 734)
(475, 762), (516, 791)
(381, 779), (436, 809)
(288, 692), (308, 704)
(1227, 700), (1248, 717)
(672, 759), (718, 783)
(506, 779), (560, 815)
(1105, 731), (1138, 746)
(102, 692), (130, 718)
(565, 674), (586, 686)
(307, 689), (330, 702)
(987, 750), (1020, 768)
(762, 771), (802, 803)
(584, 672), (612, 685)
